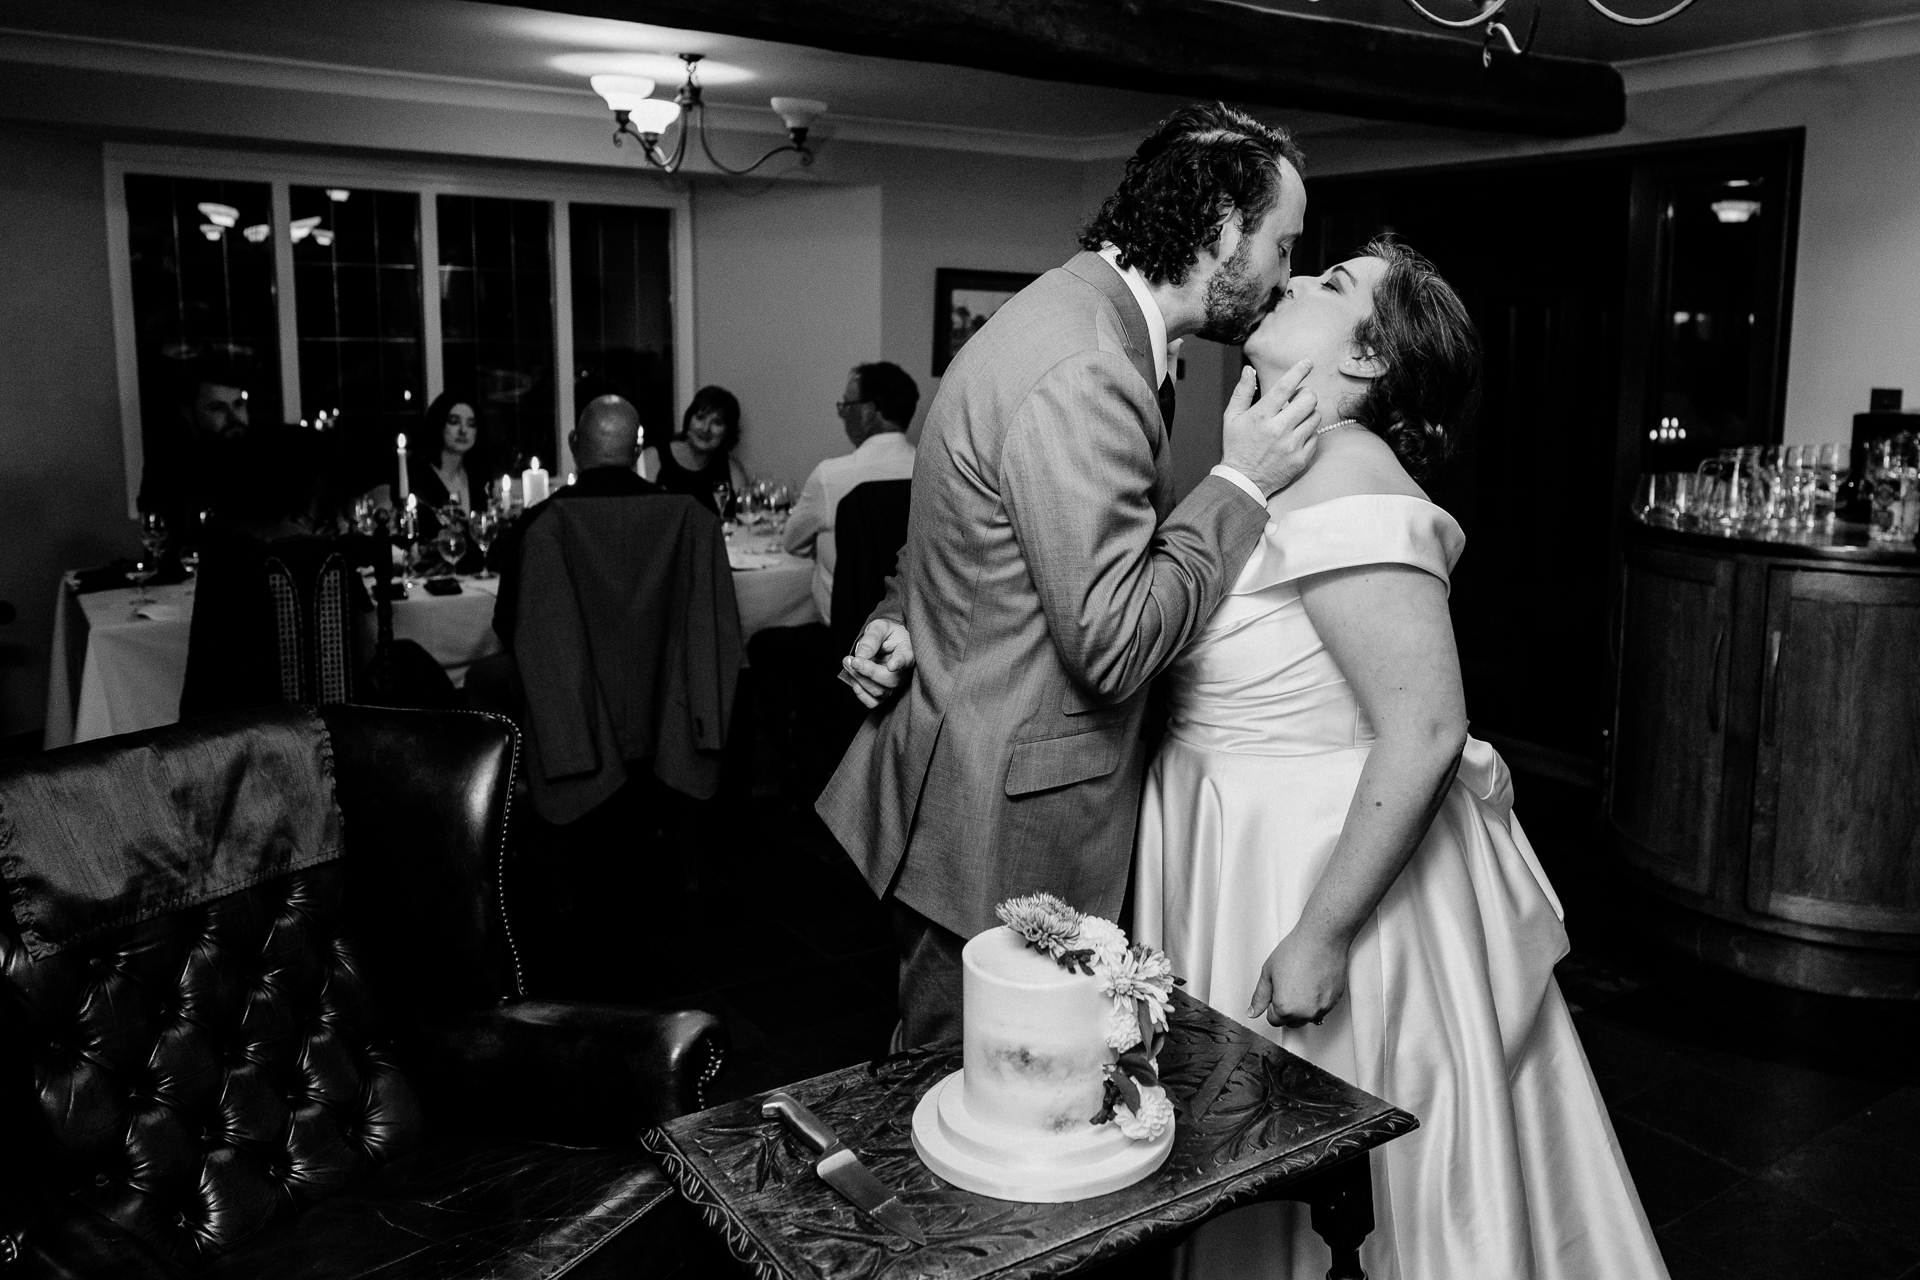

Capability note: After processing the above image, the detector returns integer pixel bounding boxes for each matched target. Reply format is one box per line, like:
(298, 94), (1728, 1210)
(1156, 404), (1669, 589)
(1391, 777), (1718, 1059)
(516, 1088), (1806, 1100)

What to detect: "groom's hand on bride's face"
(1220, 359), (1322, 499)
(840, 618), (915, 708)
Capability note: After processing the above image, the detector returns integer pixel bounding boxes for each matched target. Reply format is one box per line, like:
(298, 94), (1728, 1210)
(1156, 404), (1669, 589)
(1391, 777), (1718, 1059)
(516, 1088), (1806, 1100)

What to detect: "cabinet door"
(1748, 569), (1920, 934)
(1610, 547), (1736, 894)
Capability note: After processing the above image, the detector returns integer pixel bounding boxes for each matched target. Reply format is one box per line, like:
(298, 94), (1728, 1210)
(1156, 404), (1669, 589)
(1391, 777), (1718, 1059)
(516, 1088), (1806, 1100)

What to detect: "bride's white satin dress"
(1135, 494), (1669, 1280)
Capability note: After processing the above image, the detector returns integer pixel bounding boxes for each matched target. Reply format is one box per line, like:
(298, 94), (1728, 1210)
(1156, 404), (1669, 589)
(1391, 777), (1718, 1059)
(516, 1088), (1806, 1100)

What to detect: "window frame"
(104, 142), (694, 516)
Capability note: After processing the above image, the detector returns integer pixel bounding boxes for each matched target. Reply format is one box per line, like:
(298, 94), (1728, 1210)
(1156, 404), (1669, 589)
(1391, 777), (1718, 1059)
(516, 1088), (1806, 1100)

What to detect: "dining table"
(42, 527), (818, 750)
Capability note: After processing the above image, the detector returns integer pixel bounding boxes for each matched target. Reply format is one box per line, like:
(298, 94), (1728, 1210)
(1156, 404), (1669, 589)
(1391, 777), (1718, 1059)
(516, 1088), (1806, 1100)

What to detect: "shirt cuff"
(1209, 465), (1269, 507)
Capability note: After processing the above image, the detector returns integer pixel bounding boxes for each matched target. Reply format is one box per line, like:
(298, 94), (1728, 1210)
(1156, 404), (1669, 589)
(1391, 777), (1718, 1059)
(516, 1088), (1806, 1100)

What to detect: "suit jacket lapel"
(1064, 251), (1157, 396)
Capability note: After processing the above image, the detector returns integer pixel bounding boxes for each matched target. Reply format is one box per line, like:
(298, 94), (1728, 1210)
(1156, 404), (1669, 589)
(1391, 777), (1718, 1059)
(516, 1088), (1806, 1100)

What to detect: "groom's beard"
(1194, 237), (1278, 346)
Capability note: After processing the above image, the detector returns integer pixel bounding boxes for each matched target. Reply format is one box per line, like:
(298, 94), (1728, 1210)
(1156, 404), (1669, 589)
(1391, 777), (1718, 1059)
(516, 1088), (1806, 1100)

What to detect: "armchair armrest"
(409, 1000), (728, 1147)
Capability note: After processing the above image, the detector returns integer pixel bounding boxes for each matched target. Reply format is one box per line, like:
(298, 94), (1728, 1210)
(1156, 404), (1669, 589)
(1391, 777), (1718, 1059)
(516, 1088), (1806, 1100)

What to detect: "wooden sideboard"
(1610, 523), (1920, 998)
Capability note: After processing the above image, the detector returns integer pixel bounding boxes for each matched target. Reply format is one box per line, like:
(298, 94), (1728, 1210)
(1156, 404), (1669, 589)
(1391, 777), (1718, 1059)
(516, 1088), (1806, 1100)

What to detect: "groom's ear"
(1339, 346), (1386, 380)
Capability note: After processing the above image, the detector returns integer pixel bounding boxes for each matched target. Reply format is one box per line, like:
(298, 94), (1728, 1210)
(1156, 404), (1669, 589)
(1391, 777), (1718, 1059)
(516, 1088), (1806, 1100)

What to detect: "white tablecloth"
(43, 540), (816, 749)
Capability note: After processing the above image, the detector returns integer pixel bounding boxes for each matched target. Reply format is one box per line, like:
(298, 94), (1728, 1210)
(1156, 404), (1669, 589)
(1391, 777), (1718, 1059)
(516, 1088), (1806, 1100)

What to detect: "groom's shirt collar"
(1097, 244), (1169, 386)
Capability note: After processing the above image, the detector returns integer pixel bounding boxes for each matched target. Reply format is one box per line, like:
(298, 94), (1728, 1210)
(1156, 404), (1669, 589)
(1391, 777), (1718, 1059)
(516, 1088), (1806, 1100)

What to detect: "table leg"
(1283, 1153), (1375, 1280)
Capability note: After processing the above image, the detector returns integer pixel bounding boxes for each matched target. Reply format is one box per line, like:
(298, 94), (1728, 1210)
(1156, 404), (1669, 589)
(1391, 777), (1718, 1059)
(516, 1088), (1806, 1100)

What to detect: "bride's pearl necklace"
(1316, 418), (1364, 436)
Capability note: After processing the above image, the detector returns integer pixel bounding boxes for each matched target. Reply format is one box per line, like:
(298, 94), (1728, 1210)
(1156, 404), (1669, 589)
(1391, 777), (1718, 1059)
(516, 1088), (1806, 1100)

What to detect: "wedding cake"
(910, 894), (1178, 1202)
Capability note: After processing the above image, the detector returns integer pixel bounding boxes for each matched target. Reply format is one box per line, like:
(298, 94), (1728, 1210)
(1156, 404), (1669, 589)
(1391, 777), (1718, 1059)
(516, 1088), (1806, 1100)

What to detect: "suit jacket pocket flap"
(1004, 731), (1121, 796)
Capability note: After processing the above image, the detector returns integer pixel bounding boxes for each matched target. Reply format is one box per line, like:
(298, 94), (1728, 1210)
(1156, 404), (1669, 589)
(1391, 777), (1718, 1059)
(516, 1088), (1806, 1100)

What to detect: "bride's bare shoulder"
(1266, 427), (1427, 518)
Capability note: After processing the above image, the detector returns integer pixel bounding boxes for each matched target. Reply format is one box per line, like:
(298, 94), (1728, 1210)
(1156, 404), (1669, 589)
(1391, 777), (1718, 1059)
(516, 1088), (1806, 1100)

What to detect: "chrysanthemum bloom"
(997, 892), (1082, 958)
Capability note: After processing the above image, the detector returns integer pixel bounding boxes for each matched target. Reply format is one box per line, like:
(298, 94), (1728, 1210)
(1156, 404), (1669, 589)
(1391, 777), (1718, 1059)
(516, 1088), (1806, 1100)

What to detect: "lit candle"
(498, 473), (513, 512)
(522, 455), (550, 507)
(395, 433), (410, 502)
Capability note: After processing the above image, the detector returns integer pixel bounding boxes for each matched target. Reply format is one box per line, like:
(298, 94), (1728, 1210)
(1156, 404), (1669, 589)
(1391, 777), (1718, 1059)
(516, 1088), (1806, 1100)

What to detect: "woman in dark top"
(404, 391), (489, 571)
(407, 391), (491, 512)
(644, 384), (751, 515)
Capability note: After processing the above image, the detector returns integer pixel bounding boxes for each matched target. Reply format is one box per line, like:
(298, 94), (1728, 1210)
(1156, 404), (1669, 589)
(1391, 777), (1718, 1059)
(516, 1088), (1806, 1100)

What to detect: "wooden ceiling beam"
(495, 0), (1626, 138)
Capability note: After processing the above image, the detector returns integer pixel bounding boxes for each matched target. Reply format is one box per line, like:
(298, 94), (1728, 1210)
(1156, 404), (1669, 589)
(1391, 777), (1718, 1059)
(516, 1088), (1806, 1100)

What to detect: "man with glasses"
(784, 362), (920, 626)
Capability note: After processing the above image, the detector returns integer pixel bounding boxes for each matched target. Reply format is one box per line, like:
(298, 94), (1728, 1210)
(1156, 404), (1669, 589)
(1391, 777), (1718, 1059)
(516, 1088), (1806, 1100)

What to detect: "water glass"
(1630, 473), (1658, 523)
(1812, 443), (1846, 525)
(434, 524), (469, 575)
(127, 558), (159, 615)
(469, 508), (501, 578)
(1868, 434), (1920, 545)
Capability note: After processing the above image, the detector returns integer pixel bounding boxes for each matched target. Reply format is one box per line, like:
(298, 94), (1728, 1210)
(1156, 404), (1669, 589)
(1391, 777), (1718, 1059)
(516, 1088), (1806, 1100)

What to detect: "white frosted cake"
(911, 895), (1177, 1202)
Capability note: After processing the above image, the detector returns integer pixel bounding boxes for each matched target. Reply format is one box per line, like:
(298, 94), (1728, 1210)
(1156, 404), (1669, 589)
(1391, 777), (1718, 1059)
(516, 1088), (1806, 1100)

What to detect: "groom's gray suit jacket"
(817, 250), (1271, 940)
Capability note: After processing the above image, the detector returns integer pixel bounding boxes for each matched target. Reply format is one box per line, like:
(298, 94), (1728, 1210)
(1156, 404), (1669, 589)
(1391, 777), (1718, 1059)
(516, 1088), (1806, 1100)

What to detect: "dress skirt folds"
(1133, 494), (1669, 1280)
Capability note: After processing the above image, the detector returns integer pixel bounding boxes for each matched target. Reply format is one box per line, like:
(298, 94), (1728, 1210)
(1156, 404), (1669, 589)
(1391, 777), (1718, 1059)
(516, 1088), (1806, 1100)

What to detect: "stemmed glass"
(1629, 474), (1657, 524)
(713, 482), (734, 527)
(131, 513), (168, 610)
(179, 509), (210, 595)
(469, 507), (501, 579)
(434, 519), (469, 576)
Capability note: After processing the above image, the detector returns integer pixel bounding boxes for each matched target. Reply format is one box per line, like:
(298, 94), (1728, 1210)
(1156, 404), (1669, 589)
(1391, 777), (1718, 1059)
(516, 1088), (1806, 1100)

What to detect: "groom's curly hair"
(1349, 235), (1482, 481)
(1080, 103), (1305, 287)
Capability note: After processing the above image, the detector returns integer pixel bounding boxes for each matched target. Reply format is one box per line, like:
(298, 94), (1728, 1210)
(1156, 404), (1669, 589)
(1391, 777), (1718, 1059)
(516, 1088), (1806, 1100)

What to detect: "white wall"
(692, 183), (883, 485)
(1307, 49), (1920, 444)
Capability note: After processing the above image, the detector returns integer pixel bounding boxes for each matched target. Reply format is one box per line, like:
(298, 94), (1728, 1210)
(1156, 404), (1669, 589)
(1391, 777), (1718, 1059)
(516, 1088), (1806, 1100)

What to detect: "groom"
(821, 104), (1319, 1046)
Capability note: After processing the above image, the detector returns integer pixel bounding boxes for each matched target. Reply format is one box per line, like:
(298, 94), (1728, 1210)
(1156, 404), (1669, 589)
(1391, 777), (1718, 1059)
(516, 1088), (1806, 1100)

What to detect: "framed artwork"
(932, 268), (1040, 375)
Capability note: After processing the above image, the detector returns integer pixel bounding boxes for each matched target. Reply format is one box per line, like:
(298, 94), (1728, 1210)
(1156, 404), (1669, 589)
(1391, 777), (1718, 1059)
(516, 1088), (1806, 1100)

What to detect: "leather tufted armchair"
(0, 706), (728, 1279)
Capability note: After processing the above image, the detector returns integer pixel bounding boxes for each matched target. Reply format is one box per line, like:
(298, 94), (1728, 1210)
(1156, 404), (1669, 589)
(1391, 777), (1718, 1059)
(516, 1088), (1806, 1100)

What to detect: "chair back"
(829, 479), (912, 655)
(181, 535), (364, 720)
(0, 707), (517, 1270)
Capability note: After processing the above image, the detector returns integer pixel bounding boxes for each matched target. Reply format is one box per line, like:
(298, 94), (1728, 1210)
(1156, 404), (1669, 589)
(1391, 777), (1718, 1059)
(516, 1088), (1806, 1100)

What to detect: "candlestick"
(522, 456), (550, 508)
(395, 433), (410, 502)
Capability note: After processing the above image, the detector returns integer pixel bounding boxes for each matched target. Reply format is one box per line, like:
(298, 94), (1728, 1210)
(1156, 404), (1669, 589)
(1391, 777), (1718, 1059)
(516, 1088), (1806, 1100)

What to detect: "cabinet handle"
(1762, 628), (1784, 745)
(1707, 623), (1728, 732)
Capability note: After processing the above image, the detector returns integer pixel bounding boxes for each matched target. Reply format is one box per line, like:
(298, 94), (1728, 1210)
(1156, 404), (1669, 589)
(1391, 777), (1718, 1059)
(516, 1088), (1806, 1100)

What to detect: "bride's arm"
(1248, 562), (1468, 1028)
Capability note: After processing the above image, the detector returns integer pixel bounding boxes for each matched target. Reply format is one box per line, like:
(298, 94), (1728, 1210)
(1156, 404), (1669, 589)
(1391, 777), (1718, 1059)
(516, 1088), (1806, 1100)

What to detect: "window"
(290, 184), (424, 448)
(107, 145), (693, 514)
(123, 174), (281, 517)
(570, 203), (675, 447)
(438, 195), (553, 473)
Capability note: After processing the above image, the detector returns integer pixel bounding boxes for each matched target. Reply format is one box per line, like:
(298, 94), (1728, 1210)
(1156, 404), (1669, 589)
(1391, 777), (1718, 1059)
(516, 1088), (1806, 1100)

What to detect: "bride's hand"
(1248, 927), (1350, 1029)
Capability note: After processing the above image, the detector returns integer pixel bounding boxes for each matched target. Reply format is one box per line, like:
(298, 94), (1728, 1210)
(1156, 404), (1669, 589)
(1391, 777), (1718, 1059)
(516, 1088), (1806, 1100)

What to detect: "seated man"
(491, 394), (661, 647)
(783, 362), (919, 626)
(138, 359), (254, 538)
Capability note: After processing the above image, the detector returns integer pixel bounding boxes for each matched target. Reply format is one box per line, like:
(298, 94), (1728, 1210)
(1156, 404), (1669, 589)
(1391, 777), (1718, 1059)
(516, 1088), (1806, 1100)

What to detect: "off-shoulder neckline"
(1266, 491), (1453, 524)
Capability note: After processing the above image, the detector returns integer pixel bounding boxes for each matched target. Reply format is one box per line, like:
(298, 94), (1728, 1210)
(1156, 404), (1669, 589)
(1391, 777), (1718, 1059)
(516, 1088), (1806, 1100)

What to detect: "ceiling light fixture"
(1396, 0), (1700, 65)
(1711, 199), (1761, 224)
(591, 54), (825, 175)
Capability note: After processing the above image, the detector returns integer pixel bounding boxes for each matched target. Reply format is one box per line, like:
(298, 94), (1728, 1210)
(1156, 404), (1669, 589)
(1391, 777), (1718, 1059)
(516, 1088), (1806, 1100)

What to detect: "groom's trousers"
(891, 900), (966, 1048)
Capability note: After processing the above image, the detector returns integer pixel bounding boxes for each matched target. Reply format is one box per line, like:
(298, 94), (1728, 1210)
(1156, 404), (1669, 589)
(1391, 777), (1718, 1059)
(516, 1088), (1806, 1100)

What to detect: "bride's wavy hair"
(1346, 235), (1481, 481)
(1080, 103), (1305, 287)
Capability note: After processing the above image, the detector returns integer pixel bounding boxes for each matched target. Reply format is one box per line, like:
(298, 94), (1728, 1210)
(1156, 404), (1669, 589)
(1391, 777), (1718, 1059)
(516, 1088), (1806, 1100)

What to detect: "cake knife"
(762, 1092), (929, 1247)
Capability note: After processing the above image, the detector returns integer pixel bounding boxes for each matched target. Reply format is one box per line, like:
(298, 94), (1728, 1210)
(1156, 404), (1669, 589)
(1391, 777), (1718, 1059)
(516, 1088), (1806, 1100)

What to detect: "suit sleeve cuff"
(1209, 465), (1269, 507)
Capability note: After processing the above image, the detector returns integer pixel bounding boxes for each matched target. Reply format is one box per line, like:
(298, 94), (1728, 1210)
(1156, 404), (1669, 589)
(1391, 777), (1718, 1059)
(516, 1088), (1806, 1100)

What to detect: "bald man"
(492, 394), (663, 646)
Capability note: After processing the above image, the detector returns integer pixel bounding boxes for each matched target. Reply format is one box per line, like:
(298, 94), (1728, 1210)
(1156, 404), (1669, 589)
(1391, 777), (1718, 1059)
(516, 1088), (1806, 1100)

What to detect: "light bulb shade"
(196, 201), (238, 228)
(770, 97), (827, 131)
(591, 74), (657, 111)
(624, 97), (682, 136)
(1711, 198), (1761, 224)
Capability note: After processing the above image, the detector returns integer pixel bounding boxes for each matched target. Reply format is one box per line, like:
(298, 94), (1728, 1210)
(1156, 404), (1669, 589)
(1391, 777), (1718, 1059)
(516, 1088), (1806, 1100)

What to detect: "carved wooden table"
(641, 991), (1417, 1280)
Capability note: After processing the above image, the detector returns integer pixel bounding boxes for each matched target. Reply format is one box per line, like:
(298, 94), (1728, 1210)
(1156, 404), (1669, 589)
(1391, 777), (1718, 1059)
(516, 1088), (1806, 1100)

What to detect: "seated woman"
(642, 384), (751, 515)
(1135, 237), (1669, 1278)
(408, 391), (489, 512)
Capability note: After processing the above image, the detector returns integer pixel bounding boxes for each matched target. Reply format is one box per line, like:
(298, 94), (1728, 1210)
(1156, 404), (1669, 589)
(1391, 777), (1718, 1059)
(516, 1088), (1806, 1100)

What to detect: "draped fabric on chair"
(0, 707), (728, 1278)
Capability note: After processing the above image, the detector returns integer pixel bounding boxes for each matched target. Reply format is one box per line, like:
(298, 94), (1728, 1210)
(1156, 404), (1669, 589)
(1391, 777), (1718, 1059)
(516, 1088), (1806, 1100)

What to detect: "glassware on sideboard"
(1867, 434), (1920, 545)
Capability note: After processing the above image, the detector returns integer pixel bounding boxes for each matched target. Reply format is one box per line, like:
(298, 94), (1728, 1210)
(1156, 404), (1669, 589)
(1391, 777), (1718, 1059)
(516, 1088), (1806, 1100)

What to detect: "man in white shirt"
(783, 362), (920, 625)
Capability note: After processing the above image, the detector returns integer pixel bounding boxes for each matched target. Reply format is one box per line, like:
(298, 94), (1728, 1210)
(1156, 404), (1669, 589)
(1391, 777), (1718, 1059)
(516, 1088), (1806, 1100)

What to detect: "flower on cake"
(1100, 943), (1176, 1033)
(1075, 916), (1130, 969)
(1113, 1083), (1175, 1142)
(996, 892), (1083, 960)
(1104, 1000), (1144, 1052)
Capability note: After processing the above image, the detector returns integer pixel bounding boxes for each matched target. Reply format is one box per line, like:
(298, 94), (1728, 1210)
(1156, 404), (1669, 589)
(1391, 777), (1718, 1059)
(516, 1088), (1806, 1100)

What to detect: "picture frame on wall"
(932, 268), (1040, 376)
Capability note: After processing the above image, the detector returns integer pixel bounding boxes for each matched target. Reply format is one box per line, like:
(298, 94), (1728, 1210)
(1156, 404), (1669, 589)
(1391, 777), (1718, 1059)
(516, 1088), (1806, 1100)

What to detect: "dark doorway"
(1298, 131), (1801, 775)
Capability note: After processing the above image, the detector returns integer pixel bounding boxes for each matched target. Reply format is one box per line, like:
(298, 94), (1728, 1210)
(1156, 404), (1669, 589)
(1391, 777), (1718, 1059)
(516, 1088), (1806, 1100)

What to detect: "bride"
(1134, 236), (1668, 1279)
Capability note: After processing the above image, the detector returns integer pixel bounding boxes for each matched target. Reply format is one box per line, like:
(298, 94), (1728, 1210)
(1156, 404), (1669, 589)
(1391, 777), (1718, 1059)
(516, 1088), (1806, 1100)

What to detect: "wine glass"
(1629, 474), (1657, 524)
(434, 522), (469, 576)
(713, 482), (734, 526)
(468, 508), (501, 579)
(126, 558), (159, 617)
(179, 509), (210, 595)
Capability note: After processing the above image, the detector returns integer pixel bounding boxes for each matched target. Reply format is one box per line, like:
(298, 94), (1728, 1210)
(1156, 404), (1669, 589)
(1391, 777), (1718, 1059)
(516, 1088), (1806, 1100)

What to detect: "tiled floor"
(511, 769), (1920, 1279)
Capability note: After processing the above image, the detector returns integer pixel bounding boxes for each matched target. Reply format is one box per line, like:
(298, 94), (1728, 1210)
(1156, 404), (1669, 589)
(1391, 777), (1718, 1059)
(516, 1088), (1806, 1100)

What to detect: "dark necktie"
(1157, 373), (1177, 438)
